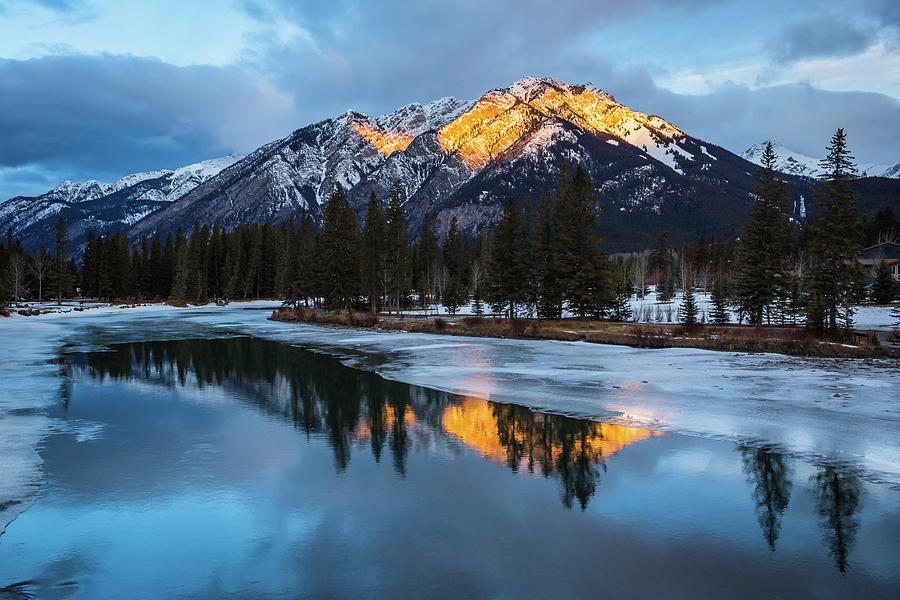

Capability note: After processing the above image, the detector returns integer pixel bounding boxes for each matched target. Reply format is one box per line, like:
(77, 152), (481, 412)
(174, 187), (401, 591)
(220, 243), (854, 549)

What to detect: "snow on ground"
(399, 292), (898, 330)
(2, 301), (899, 535)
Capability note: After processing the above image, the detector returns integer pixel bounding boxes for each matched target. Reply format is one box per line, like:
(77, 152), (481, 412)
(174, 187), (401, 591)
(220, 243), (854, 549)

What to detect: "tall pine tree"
(320, 183), (361, 311)
(48, 217), (74, 305)
(362, 193), (386, 313)
(734, 142), (792, 325)
(806, 129), (864, 332)
(554, 165), (612, 319)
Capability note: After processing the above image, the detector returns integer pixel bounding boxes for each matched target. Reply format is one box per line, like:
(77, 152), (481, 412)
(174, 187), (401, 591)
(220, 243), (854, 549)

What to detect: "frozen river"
(0, 302), (899, 597)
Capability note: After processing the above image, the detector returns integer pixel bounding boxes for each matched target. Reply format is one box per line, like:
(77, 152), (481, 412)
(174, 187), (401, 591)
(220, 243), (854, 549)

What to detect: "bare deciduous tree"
(7, 253), (28, 308)
(30, 246), (51, 303)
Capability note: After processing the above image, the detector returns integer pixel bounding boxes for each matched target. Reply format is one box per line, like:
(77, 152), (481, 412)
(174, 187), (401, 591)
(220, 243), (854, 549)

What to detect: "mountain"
(0, 154), (244, 251)
(7, 78), (900, 253)
(134, 77), (814, 250)
(742, 141), (900, 179)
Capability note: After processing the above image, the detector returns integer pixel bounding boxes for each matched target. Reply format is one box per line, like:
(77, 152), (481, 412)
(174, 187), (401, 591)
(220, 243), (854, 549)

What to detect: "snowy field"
(397, 293), (899, 330)
(2, 301), (899, 535)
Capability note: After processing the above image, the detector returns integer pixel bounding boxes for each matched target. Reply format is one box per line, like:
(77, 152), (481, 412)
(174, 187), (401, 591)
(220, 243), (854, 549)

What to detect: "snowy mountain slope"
(0, 154), (244, 251)
(7, 78), (900, 254)
(133, 77), (792, 249)
(742, 141), (899, 179)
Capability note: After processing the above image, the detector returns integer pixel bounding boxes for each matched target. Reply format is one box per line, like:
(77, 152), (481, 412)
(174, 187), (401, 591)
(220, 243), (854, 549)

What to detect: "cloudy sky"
(1, 0), (899, 198)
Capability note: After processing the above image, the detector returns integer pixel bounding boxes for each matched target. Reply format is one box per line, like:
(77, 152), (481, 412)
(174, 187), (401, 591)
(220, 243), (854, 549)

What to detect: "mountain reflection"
(67, 337), (661, 510)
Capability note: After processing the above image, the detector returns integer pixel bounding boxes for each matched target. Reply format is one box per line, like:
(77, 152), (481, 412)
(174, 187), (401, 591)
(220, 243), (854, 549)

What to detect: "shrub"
(508, 318), (529, 336)
(349, 313), (380, 327)
(433, 318), (447, 330)
(461, 316), (484, 327)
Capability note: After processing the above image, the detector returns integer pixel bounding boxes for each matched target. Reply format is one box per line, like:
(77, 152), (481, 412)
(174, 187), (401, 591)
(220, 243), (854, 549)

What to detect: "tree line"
(2, 128), (898, 333)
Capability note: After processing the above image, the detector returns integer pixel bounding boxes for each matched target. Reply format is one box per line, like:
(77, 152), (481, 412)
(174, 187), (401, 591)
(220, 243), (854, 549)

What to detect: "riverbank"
(269, 307), (897, 359)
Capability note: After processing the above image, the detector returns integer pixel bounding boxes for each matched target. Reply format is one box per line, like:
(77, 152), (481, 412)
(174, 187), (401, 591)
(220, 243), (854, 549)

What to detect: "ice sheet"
(2, 301), (899, 535)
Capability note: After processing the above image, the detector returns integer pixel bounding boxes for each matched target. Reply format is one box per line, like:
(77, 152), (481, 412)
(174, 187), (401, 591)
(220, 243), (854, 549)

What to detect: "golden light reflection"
(356, 404), (418, 443)
(351, 121), (416, 155)
(442, 397), (662, 468)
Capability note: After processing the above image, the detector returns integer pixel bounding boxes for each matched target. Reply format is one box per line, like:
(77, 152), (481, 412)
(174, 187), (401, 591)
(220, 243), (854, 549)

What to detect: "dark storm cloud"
(237, 0), (722, 119)
(868, 0), (900, 29)
(236, 0), (899, 163)
(632, 81), (900, 161)
(2, 0), (898, 200)
(771, 17), (876, 64)
(0, 53), (297, 198)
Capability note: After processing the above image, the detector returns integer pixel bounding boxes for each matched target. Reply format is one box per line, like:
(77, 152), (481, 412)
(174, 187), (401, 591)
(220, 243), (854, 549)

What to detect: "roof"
(860, 242), (900, 262)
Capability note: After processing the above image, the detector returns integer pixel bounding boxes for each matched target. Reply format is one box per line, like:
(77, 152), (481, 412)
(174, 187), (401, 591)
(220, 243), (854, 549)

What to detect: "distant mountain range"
(3, 77), (899, 253)
(741, 141), (900, 179)
(0, 154), (244, 252)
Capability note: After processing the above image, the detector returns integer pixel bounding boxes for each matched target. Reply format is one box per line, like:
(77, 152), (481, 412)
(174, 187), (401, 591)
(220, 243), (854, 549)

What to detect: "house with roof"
(859, 242), (900, 280)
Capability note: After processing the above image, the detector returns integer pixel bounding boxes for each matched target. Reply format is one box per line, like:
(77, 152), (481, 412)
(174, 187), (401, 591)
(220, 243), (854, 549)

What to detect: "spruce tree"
(679, 285), (699, 325)
(442, 218), (468, 314)
(362, 193), (386, 313)
(735, 142), (792, 325)
(649, 232), (670, 283)
(611, 279), (633, 321)
(710, 278), (729, 324)
(292, 212), (317, 307)
(487, 197), (525, 318)
(320, 183), (361, 311)
(535, 193), (562, 319)
(414, 212), (439, 310)
(48, 217), (74, 305)
(384, 181), (411, 313)
(169, 228), (190, 303)
(871, 260), (895, 304)
(806, 129), (864, 332)
(553, 165), (611, 319)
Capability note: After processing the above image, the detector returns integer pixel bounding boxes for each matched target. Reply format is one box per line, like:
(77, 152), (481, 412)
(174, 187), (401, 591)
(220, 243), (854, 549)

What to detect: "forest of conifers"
(2, 133), (899, 333)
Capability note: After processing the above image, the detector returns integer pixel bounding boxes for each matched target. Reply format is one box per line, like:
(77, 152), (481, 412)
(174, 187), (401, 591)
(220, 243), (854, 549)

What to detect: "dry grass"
(270, 309), (890, 358)
(271, 307), (380, 328)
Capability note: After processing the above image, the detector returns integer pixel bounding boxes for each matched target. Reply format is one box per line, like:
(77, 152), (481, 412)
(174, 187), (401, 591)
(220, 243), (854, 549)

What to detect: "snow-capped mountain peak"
(0, 152), (246, 251)
(742, 141), (899, 179)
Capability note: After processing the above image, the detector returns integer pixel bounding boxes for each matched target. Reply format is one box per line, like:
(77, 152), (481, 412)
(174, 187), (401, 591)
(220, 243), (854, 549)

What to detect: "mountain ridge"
(5, 77), (900, 252)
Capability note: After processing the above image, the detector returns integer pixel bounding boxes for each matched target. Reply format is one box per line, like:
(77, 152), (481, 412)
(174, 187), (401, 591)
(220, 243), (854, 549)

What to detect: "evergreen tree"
(649, 232), (670, 283)
(679, 285), (699, 325)
(442, 218), (468, 314)
(710, 278), (729, 324)
(871, 260), (895, 304)
(292, 212), (317, 307)
(384, 181), (411, 312)
(656, 270), (675, 302)
(610, 279), (633, 321)
(362, 193), (386, 313)
(892, 302), (900, 331)
(735, 142), (792, 325)
(169, 228), (190, 302)
(487, 197), (525, 318)
(48, 217), (74, 305)
(553, 165), (612, 318)
(320, 183), (361, 311)
(535, 193), (562, 319)
(806, 129), (864, 332)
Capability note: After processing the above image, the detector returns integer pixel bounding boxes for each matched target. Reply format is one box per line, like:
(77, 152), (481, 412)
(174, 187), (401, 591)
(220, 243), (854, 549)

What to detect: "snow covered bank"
(2, 301), (899, 535)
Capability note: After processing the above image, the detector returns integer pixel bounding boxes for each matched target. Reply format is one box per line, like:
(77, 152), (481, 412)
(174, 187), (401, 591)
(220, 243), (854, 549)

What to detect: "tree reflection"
(740, 445), (792, 551)
(812, 464), (863, 573)
(72, 338), (658, 510)
(491, 404), (628, 510)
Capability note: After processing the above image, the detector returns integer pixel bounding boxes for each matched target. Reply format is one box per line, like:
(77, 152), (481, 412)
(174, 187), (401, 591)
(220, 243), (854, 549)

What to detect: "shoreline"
(269, 307), (898, 359)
